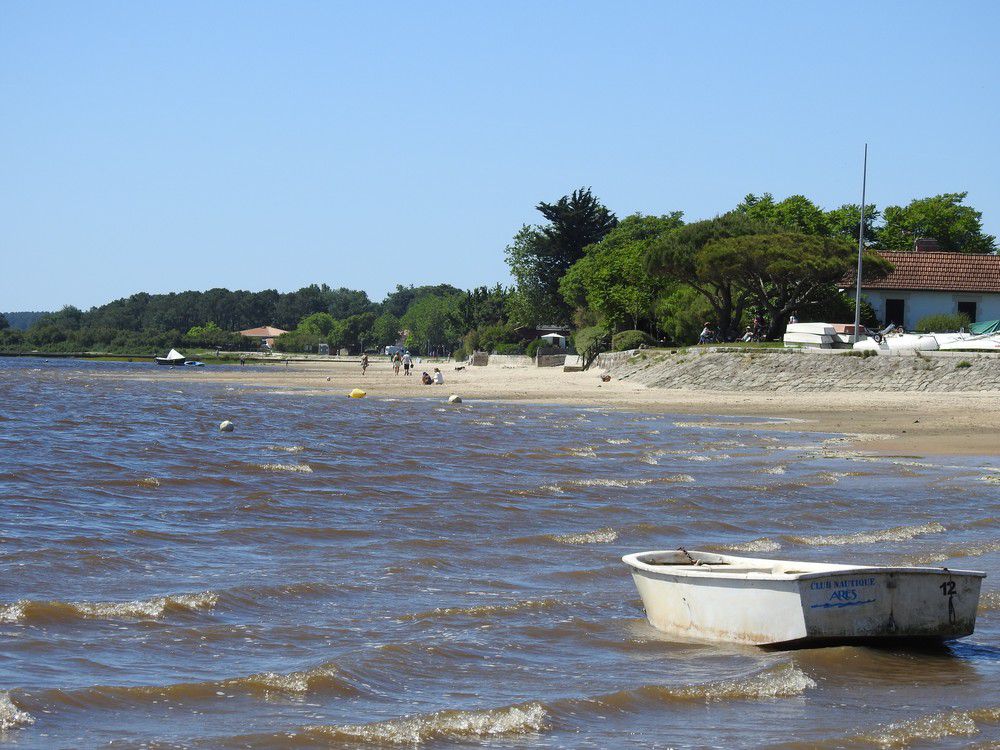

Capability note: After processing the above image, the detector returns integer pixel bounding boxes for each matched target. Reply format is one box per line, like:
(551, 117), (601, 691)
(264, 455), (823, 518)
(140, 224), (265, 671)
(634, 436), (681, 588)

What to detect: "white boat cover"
(785, 323), (836, 336)
(163, 349), (185, 361)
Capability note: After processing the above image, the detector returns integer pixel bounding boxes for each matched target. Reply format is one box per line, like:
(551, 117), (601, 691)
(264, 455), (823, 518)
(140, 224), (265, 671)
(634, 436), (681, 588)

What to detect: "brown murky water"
(1, 359), (998, 748)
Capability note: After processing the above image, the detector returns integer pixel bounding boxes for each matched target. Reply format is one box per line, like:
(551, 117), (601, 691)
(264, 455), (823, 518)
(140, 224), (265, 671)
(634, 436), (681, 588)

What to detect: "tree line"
(1, 188), (993, 356)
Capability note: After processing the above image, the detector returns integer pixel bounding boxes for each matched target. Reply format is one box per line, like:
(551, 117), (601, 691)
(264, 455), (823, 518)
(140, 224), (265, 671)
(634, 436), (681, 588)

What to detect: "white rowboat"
(623, 549), (984, 646)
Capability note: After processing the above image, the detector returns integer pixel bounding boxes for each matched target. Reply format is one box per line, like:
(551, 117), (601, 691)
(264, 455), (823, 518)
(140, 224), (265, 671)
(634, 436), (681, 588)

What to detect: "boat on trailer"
(623, 549), (984, 646)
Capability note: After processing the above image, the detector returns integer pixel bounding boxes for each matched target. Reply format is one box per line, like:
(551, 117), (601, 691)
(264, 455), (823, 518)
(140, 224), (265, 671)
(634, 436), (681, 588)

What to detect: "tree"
(825, 203), (880, 245)
(738, 193), (829, 235)
(381, 284), (463, 318)
(370, 312), (401, 348)
(505, 187), (618, 325)
(877, 192), (996, 253)
(298, 312), (337, 337)
(645, 213), (763, 338)
(400, 294), (461, 354)
(700, 232), (893, 339)
(560, 213), (683, 332)
(0, 313), (8, 330)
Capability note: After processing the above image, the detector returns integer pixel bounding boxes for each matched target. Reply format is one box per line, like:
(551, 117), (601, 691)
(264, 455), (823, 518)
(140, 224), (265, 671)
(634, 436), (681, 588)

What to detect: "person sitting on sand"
(421, 371), (434, 385)
(432, 367), (444, 384)
(699, 323), (715, 344)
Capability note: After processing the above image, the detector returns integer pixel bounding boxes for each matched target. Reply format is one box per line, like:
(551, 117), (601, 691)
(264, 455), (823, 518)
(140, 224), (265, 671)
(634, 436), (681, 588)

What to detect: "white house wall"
(862, 290), (1000, 329)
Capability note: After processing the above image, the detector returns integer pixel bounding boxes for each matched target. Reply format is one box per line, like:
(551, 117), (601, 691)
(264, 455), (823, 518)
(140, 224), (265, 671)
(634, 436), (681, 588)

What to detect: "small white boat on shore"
(623, 549), (984, 646)
(155, 349), (187, 366)
(853, 332), (939, 355)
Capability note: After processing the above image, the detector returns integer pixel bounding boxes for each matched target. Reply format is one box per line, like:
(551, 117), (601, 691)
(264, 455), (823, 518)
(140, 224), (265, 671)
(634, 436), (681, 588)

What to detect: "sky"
(2, 1), (999, 312)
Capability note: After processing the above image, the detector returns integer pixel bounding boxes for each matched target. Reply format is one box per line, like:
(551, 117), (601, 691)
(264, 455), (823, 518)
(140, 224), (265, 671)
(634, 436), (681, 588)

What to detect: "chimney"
(913, 237), (941, 252)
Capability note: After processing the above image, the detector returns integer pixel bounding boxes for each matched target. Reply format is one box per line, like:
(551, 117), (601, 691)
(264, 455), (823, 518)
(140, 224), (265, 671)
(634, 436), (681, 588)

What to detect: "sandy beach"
(110, 359), (1000, 457)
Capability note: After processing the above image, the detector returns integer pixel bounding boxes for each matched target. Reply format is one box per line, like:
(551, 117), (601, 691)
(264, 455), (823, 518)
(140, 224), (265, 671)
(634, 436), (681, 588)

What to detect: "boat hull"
(154, 358), (187, 366)
(625, 554), (983, 646)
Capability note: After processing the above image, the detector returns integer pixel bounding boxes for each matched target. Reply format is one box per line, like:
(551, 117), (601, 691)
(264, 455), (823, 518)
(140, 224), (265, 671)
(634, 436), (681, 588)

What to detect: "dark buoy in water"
(219, 420), (235, 432)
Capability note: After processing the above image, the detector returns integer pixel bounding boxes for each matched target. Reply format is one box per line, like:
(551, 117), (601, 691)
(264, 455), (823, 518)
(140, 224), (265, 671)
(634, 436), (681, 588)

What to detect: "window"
(885, 299), (905, 328)
(957, 301), (977, 323)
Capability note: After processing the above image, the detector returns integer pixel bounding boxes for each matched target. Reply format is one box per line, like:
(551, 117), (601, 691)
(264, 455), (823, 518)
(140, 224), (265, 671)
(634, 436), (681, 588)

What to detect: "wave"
(0, 591), (217, 624)
(723, 538), (782, 553)
(979, 591), (1000, 614)
(544, 475), (695, 492)
(135, 477), (160, 488)
(399, 598), (561, 622)
(266, 445), (305, 453)
(560, 664), (815, 714)
(29, 663), (358, 711)
(550, 527), (618, 545)
(905, 540), (1000, 565)
(786, 522), (946, 546)
(252, 462), (313, 473)
(850, 705), (1000, 748)
(754, 465), (786, 475)
(0, 692), (34, 730)
(302, 702), (547, 745)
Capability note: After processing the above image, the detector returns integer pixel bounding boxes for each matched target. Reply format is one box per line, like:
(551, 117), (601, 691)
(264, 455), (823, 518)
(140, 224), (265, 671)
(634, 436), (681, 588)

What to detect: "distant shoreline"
(73, 356), (1000, 459)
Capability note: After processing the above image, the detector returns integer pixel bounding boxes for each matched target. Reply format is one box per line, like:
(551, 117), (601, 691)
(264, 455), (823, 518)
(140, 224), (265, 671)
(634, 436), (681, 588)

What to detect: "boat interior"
(631, 550), (853, 576)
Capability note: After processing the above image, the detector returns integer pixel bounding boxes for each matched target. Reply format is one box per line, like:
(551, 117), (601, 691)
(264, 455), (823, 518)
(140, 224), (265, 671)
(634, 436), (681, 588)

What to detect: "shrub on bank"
(612, 330), (653, 352)
(915, 313), (971, 333)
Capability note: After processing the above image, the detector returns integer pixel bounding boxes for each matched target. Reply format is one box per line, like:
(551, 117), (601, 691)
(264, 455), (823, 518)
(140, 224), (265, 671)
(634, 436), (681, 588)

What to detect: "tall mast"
(853, 144), (868, 340)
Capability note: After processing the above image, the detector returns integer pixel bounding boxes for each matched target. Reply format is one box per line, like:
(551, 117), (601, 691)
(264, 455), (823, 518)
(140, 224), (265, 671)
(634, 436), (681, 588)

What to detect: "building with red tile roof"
(238, 326), (288, 348)
(850, 250), (1000, 329)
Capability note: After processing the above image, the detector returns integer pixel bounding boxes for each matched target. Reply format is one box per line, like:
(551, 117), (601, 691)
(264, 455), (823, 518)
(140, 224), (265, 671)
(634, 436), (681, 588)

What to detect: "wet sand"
(112, 359), (1000, 457)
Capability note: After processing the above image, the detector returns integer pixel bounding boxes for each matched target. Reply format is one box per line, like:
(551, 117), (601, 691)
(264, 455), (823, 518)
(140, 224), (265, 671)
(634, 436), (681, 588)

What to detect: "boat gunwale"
(622, 550), (987, 582)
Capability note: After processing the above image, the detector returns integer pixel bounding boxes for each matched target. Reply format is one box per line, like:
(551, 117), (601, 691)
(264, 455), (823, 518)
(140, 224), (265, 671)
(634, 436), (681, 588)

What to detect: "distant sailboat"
(155, 349), (187, 366)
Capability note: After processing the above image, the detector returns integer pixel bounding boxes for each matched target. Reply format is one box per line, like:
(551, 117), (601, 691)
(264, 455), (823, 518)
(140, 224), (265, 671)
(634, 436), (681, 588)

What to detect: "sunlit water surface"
(0, 359), (997, 749)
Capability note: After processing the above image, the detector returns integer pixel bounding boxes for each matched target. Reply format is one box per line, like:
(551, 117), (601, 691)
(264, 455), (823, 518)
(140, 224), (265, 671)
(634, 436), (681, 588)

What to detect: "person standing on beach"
(392, 352), (401, 375)
(361, 354), (369, 375)
(402, 352), (412, 376)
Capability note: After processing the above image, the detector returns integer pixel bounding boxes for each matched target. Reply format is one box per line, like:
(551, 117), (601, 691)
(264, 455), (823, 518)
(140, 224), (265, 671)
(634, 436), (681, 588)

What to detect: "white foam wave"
(672, 664), (815, 701)
(789, 522), (946, 546)
(135, 477), (160, 488)
(725, 538), (782, 553)
(0, 692), (34, 730)
(755, 465), (786, 475)
(267, 445), (305, 453)
(254, 463), (313, 473)
(308, 702), (547, 744)
(854, 706), (1000, 748)
(606, 438), (631, 445)
(552, 528), (618, 545)
(0, 591), (218, 623)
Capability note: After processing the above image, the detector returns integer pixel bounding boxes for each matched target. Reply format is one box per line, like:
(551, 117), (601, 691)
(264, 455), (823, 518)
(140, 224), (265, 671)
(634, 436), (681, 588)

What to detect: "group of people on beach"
(699, 312), (798, 344)
(360, 353), (443, 385)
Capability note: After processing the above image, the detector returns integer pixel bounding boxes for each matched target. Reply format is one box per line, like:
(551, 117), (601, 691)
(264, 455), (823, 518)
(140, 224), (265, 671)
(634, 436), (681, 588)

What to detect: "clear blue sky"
(3, 1), (998, 312)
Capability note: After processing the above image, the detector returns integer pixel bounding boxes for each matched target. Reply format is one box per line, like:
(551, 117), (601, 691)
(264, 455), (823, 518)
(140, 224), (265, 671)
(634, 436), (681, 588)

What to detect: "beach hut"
(539, 332), (566, 349)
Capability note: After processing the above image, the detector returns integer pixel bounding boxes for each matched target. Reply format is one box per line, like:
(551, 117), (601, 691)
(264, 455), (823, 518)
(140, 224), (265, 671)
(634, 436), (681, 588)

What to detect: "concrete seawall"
(599, 348), (1000, 392)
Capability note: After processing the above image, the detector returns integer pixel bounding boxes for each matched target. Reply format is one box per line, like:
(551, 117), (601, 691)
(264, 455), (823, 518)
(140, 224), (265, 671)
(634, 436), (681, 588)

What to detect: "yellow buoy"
(349, 388), (367, 398)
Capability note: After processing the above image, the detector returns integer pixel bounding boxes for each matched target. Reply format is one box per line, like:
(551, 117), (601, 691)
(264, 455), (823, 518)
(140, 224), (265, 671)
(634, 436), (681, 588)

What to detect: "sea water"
(0, 358), (997, 748)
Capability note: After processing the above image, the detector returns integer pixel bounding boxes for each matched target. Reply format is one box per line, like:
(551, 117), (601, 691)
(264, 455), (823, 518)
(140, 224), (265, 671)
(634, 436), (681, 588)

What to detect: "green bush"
(494, 342), (523, 355)
(956, 360), (972, 369)
(915, 313), (970, 333)
(524, 338), (546, 358)
(612, 330), (653, 352)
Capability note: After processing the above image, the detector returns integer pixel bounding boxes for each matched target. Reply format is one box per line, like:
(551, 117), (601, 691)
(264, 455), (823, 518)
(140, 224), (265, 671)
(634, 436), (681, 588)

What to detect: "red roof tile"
(239, 326), (288, 337)
(857, 251), (1000, 293)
